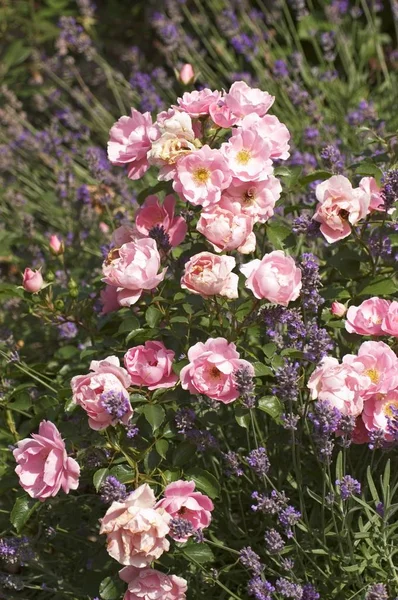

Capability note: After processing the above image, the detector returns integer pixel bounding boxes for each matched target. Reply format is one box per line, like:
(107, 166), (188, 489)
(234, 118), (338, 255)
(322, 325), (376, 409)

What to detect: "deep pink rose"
(71, 356), (133, 430)
(156, 480), (214, 541)
(362, 390), (398, 439)
(124, 341), (178, 390)
(238, 113), (290, 160)
(343, 341), (398, 398)
(107, 109), (157, 180)
(180, 337), (254, 403)
(240, 250), (302, 306)
(176, 88), (221, 117)
(345, 297), (390, 336)
(359, 177), (384, 212)
(13, 420), (80, 500)
(181, 252), (239, 299)
(224, 81), (274, 120)
(135, 195), (187, 248)
(102, 238), (167, 307)
(22, 268), (43, 293)
(120, 567), (187, 600)
(222, 177), (281, 224)
(381, 301), (398, 337)
(100, 484), (170, 567)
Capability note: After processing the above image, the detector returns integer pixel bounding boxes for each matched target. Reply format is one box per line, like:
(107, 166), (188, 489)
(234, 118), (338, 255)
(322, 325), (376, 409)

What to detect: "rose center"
(236, 149), (251, 165)
(209, 366), (222, 379)
(242, 188), (256, 205)
(384, 401), (398, 418)
(339, 209), (349, 220)
(105, 247), (120, 265)
(365, 368), (380, 383)
(193, 167), (211, 185)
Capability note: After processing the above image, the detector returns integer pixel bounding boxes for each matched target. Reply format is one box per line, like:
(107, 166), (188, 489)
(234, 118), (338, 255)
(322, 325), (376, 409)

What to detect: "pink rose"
(359, 177), (384, 212)
(307, 357), (367, 417)
(220, 129), (273, 183)
(22, 268), (44, 293)
(240, 250), (302, 306)
(107, 109), (158, 180)
(224, 81), (274, 120)
(181, 252), (239, 299)
(120, 567), (187, 600)
(343, 341), (398, 398)
(173, 145), (232, 207)
(362, 390), (398, 438)
(381, 301), (398, 337)
(222, 177), (281, 223)
(197, 198), (256, 254)
(124, 341), (178, 390)
(156, 480), (214, 541)
(13, 420), (80, 500)
(100, 284), (121, 315)
(345, 297), (390, 336)
(102, 238), (167, 307)
(100, 483), (170, 567)
(238, 113), (290, 160)
(209, 100), (239, 128)
(179, 64), (195, 85)
(180, 337), (254, 403)
(176, 88), (221, 118)
(331, 301), (347, 317)
(135, 195), (187, 248)
(71, 356), (133, 430)
(49, 234), (64, 255)
(351, 416), (370, 445)
(313, 175), (370, 243)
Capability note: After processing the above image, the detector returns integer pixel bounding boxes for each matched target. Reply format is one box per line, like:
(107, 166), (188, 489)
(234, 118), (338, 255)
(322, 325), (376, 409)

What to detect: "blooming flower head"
(135, 195), (187, 248)
(224, 81), (275, 120)
(345, 297), (390, 336)
(176, 88), (221, 118)
(180, 337), (254, 403)
(119, 566), (187, 600)
(124, 341), (178, 390)
(238, 113), (291, 160)
(13, 421), (80, 500)
(381, 301), (398, 337)
(222, 176), (281, 223)
(362, 389), (398, 438)
(359, 176), (384, 212)
(343, 341), (398, 398)
(336, 475), (361, 500)
(181, 252), (239, 299)
(220, 129), (273, 183)
(209, 99), (239, 128)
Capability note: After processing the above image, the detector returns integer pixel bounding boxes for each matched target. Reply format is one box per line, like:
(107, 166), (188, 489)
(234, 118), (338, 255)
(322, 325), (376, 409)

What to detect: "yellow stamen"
(365, 369), (380, 383)
(193, 167), (210, 185)
(236, 149), (251, 165)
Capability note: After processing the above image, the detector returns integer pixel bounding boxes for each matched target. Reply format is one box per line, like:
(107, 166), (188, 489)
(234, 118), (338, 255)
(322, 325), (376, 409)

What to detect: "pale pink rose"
(102, 238), (167, 307)
(351, 416), (370, 445)
(100, 483), (170, 567)
(343, 341), (398, 398)
(209, 100), (239, 128)
(181, 252), (239, 299)
(238, 114), (290, 160)
(180, 337), (254, 403)
(220, 129), (273, 183)
(345, 297), (390, 336)
(197, 197), (255, 254)
(313, 175), (370, 243)
(176, 88), (221, 118)
(179, 63), (195, 85)
(240, 250), (302, 306)
(107, 109), (158, 180)
(124, 341), (178, 390)
(135, 195), (187, 247)
(120, 567), (187, 600)
(99, 221), (110, 234)
(148, 112), (196, 181)
(13, 420), (80, 500)
(362, 390), (398, 438)
(49, 234), (64, 255)
(173, 145), (232, 207)
(331, 301), (347, 317)
(22, 268), (44, 293)
(382, 301), (398, 337)
(224, 81), (275, 120)
(359, 177), (384, 212)
(307, 357), (367, 417)
(222, 177), (281, 223)
(156, 480), (214, 541)
(100, 284), (121, 315)
(71, 356), (133, 430)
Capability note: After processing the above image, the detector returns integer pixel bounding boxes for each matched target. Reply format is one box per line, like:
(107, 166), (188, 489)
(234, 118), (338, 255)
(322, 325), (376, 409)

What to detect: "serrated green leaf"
(155, 439), (169, 459)
(266, 222), (292, 250)
(10, 497), (38, 533)
(99, 576), (119, 600)
(145, 306), (162, 328)
(185, 468), (220, 499)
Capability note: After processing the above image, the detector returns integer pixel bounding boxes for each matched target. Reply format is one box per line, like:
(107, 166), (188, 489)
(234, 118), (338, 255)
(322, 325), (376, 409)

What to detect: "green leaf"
(253, 362), (273, 377)
(10, 496), (38, 533)
(366, 466), (380, 503)
(142, 404), (165, 431)
(126, 328), (146, 343)
(358, 277), (397, 296)
(145, 306), (162, 328)
(355, 162), (384, 185)
(185, 468), (221, 499)
(257, 396), (283, 420)
(130, 393), (147, 403)
(64, 396), (76, 413)
(117, 316), (140, 334)
(182, 542), (215, 564)
(109, 464), (134, 483)
(99, 576), (120, 600)
(300, 170), (332, 185)
(155, 439), (169, 459)
(172, 441), (197, 467)
(262, 343), (277, 359)
(335, 450), (343, 483)
(55, 345), (79, 360)
(93, 468), (110, 492)
(137, 182), (169, 204)
(235, 406), (251, 429)
(266, 222), (291, 250)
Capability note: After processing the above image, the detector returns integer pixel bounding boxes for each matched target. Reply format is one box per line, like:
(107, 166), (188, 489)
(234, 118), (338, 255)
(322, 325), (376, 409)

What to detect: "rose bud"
(49, 235), (64, 255)
(179, 64), (195, 85)
(22, 268), (44, 293)
(331, 301), (347, 317)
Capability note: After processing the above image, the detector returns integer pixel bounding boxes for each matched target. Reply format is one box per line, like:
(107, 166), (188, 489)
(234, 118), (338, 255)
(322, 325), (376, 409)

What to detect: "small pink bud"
(179, 63), (195, 85)
(99, 221), (110, 234)
(22, 268), (44, 293)
(49, 234), (64, 255)
(331, 301), (347, 317)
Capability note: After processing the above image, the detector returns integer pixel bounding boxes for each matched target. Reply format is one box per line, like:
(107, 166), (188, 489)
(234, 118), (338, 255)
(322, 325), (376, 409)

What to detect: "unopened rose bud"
(331, 301), (346, 317)
(179, 63), (195, 85)
(22, 268), (44, 293)
(99, 221), (110, 234)
(49, 235), (64, 255)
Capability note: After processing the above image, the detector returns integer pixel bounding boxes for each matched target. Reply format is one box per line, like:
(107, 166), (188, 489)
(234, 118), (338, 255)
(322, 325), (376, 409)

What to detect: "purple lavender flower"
(281, 413), (300, 430)
(0, 573), (24, 591)
(382, 169), (398, 210)
(148, 225), (171, 252)
(338, 414), (356, 448)
(223, 451), (244, 477)
(100, 391), (130, 421)
(300, 253), (324, 313)
(264, 528), (285, 553)
(308, 400), (341, 463)
(272, 360), (300, 404)
(278, 505), (301, 538)
(251, 490), (289, 515)
(239, 547), (263, 575)
(280, 557), (295, 571)
(100, 476), (127, 503)
(365, 584), (388, 600)
(376, 502), (385, 517)
(275, 578), (303, 599)
(320, 144), (344, 173)
(169, 517), (203, 542)
(304, 321), (334, 362)
(56, 16), (93, 57)
(301, 583), (320, 599)
(273, 60), (289, 78)
(292, 215), (321, 238)
(125, 424), (139, 439)
(303, 127), (320, 146)
(336, 475), (361, 500)
(57, 322), (78, 340)
(368, 429), (385, 450)
(288, 0), (309, 19)
(234, 365), (256, 408)
(247, 576), (275, 600)
(175, 408), (196, 433)
(247, 448), (270, 477)
(320, 31), (336, 62)
(0, 537), (32, 566)
(231, 34), (259, 61)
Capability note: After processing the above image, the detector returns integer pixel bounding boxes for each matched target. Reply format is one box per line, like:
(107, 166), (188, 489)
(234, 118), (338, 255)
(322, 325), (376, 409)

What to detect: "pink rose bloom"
(224, 81), (274, 120)
(351, 416), (370, 445)
(173, 145), (231, 207)
(307, 357), (368, 417)
(156, 480), (214, 541)
(135, 195), (187, 248)
(222, 176), (281, 223)
(180, 337), (254, 403)
(22, 268), (43, 293)
(100, 285), (121, 315)
(220, 129), (273, 183)
(13, 420), (80, 500)
(359, 177), (384, 212)
(71, 356), (133, 430)
(107, 109), (158, 180)
(102, 238), (167, 307)
(313, 175), (370, 243)
(331, 301), (347, 317)
(197, 198), (256, 254)
(345, 297), (390, 336)
(120, 567), (187, 600)
(209, 100), (239, 128)
(238, 114), (290, 160)
(112, 225), (138, 247)
(381, 301), (398, 337)
(240, 250), (302, 306)
(100, 483), (170, 567)
(124, 341), (178, 390)
(343, 341), (398, 398)
(181, 252), (239, 299)
(362, 390), (398, 437)
(148, 112), (196, 181)
(176, 88), (221, 118)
